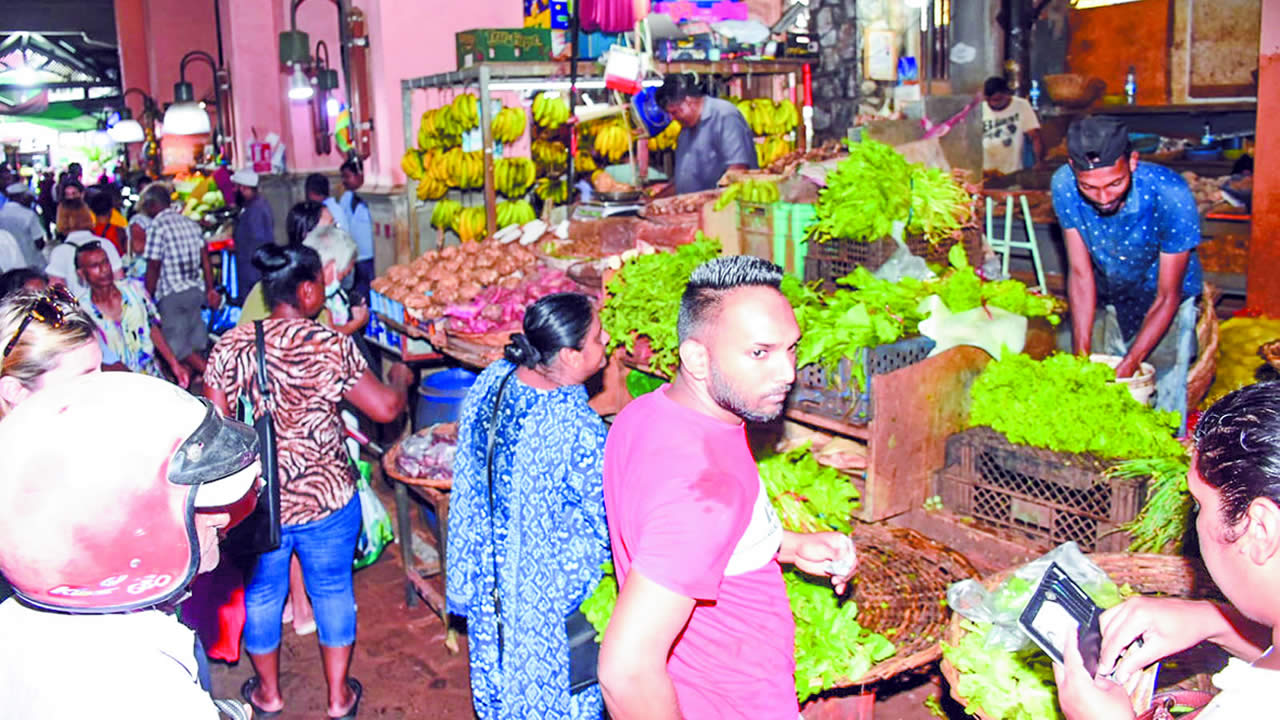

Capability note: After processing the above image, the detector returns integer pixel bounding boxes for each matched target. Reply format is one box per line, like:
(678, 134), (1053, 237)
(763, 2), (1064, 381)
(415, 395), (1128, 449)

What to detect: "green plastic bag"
(353, 460), (394, 570)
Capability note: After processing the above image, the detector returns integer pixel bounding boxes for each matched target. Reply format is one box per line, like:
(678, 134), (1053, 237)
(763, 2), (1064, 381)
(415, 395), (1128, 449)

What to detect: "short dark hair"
(0, 268), (47, 300)
(503, 292), (595, 369)
(73, 241), (107, 270)
(340, 158), (363, 176)
(677, 256), (783, 344)
(285, 201), (325, 245)
(655, 74), (706, 110)
(983, 76), (1011, 98)
(1194, 382), (1280, 533)
(84, 186), (114, 218)
(254, 244), (323, 310)
(60, 179), (84, 198)
(305, 173), (330, 199)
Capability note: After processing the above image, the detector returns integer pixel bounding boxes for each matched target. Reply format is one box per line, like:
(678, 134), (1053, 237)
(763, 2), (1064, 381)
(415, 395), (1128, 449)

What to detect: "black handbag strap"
(253, 321), (273, 413)
(485, 366), (519, 665)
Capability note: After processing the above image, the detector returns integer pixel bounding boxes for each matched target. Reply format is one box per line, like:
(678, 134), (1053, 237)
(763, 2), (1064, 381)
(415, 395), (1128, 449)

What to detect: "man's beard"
(1078, 178), (1132, 217)
(708, 361), (791, 423)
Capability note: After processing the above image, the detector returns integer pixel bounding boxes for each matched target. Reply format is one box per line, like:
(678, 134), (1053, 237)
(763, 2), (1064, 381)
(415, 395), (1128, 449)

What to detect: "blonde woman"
(0, 286), (103, 417)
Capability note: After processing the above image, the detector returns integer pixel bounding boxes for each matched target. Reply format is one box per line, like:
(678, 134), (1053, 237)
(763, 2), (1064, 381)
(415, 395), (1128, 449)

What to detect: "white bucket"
(1090, 354), (1156, 407)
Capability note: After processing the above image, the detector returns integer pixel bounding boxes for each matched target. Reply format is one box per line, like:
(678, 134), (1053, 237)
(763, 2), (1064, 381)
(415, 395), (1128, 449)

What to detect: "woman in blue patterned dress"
(447, 292), (611, 720)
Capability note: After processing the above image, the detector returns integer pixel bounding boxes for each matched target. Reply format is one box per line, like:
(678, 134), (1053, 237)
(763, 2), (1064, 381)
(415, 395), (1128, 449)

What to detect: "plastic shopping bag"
(353, 459), (394, 570)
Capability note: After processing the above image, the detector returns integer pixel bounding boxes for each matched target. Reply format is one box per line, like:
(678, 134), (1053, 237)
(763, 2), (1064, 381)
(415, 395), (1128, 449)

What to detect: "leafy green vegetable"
(969, 352), (1186, 462)
(809, 140), (972, 245)
(758, 445), (859, 533)
(625, 369), (665, 399)
(788, 570), (896, 702)
(579, 561), (617, 641)
(601, 233), (721, 377)
(1112, 457), (1193, 553)
(933, 244), (1060, 325)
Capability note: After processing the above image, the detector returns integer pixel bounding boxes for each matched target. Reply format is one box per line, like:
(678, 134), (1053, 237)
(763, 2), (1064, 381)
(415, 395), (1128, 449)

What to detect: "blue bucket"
(414, 367), (477, 430)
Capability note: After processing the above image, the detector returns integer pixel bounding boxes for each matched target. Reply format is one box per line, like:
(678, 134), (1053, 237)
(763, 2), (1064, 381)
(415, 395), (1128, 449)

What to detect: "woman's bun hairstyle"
(503, 333), (543, 369)
(252, 244), (291, 273)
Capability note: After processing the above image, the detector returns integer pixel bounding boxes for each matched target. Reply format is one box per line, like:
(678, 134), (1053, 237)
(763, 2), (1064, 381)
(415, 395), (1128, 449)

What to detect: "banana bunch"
(416, 107), (463, 151)
(575, 151), (597, 173)
(491, 106), (527, 144)
(735, 98), (801, 137)
(647, 120), (681, 151)
(535, 177), (569, 204)
(496, 200), (537, 229)
(755, 136), (795, 168)
(714, 180), (781, 210)
(451, 206), (489, 243)
(531, 140), (568, 175)
(415, 171), (448, 201)
(531, 91), (571, 130)
(451, 93), (480, 131)
(495, 157), (536, 198)
(436, 148), (484, 190)
(401, 149), (424, 180)
(593, 123), (631, 163)
(430, 199), (463, 230)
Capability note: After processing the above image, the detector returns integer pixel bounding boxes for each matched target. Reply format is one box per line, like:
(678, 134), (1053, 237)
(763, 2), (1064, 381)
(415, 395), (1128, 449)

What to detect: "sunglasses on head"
(3, 286), (78, 359)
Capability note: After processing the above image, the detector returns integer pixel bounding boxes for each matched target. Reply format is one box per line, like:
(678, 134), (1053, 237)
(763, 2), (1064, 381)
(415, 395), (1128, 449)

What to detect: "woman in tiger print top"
(205, 244), (414, 720)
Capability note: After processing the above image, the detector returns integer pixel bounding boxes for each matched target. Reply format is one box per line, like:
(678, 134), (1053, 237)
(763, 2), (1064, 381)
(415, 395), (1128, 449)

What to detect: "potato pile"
(371, 238), (539, 323)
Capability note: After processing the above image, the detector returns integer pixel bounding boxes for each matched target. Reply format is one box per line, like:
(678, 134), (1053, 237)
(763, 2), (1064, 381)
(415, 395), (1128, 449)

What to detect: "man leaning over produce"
(1051, 115), (1203, 431)
(597, 255), (857, 720)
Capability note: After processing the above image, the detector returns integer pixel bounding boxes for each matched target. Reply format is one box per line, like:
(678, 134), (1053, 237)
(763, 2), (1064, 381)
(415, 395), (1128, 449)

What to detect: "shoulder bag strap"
(254, 321), (272, 412)
(486, 366), (519, 666)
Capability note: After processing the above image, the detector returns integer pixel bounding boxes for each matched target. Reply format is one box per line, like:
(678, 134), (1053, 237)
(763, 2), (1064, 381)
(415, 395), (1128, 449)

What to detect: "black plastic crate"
(787, 335), (936, 425)
(935, 427), (1147, 553)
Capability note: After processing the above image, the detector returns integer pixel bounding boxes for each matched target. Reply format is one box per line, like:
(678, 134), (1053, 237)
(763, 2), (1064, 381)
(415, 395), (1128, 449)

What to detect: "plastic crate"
(803, 235), (899, 289)
(906, 227), (985, 269)
(787, 335), (936, 425)
(934, 427), (1147, 553)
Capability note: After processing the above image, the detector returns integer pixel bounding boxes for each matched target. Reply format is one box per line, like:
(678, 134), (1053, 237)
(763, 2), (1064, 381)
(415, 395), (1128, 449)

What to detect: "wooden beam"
(1245, 0), (1280, 312)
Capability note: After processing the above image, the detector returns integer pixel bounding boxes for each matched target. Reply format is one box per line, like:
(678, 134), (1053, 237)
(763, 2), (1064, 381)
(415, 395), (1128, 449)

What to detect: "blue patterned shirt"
(1051, 162), (1203, 339)
(446, 359), (609, 720)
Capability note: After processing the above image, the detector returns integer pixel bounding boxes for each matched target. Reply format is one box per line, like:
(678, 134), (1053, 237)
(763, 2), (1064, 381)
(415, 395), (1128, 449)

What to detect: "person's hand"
(789, 532), (857, 594)
(1113, 356), (1139, 379)
(1097, 597), (1214, 682)
(171, 362), (191, 389)
(206, 288), (222, 309)
(644, 182), (671, 199)
(1053, 632), (1136, 720)
(387, 362), (415, 390)
(350, 304), (370, 330)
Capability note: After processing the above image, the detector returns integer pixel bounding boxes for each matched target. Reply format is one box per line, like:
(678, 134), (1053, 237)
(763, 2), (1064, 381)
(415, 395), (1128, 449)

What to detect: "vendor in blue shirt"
(650, 74), (757, 197)
(1051, 115), (1202, 428)
(338, 158), (374, 304)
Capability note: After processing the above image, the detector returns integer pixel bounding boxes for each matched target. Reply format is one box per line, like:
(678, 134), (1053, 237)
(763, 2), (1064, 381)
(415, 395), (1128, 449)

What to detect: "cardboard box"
(456, 28), (554, 69)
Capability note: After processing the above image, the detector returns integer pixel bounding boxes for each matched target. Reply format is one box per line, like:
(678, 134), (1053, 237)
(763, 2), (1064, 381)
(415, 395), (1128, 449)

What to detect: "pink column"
(219, 0), (288, 168)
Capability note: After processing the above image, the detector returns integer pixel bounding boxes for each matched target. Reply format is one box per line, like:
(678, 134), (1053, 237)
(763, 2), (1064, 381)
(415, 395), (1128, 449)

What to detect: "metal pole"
(567, 0), (582, 194)
(403, 79), (419, 257)
(479, 64), (498, 238)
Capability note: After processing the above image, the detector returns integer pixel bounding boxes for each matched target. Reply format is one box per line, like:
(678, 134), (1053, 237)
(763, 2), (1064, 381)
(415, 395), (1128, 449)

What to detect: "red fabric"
(181, 556), (246, 663)
(92, 223), (127, 255)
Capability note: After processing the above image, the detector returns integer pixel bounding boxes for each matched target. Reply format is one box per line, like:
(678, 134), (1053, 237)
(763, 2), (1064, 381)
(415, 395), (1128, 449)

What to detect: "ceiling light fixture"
(288, 64), (314, 101)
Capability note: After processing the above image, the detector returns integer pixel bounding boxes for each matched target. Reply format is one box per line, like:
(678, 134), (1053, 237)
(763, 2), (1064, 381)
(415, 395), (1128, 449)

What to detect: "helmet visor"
(168, 400), (259, 494)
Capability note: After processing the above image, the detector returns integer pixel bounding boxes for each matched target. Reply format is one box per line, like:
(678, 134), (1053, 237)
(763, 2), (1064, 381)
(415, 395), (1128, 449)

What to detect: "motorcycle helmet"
(0, 372), (259, 613)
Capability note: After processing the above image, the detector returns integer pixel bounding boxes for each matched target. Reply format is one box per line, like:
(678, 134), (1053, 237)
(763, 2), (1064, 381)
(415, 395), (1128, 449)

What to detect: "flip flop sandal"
(239, 677), (283, 719)
(328, 677), (363, 720)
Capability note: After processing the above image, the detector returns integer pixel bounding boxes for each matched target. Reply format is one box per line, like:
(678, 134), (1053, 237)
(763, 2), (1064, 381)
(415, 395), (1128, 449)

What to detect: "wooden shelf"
(1043, 101), (1256, 117)
(402, 59), (809, 90)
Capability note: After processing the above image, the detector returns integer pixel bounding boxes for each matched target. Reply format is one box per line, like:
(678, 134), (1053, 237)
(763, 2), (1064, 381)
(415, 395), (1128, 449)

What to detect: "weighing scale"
(571, 198), (645, 220)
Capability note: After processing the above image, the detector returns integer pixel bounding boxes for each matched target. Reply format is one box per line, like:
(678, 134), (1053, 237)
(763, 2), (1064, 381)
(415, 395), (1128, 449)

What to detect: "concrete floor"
(208, 475), (969, 720)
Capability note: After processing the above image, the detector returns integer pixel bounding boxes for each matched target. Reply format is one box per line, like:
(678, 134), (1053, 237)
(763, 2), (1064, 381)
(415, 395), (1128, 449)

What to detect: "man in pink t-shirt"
(599, 256), (857, 719)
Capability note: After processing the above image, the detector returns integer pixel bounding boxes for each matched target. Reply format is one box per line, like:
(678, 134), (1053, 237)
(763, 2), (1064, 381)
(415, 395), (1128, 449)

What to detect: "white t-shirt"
(45, 229), (123, 298)
(1197, 653), (1280, 718)
(0, 599), (220, 719)
(982, 96), (1041, 175)
(0, 229), (23, 272)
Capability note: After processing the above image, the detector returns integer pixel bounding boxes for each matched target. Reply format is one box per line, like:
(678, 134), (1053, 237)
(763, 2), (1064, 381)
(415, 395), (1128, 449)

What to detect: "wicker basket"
(840, 523), (980, 686)
(1187, 283), (1221, 413)
(940, 553), (1227, 720)
(382, 426), (456, 490)
(1043, 74), (1106, 109)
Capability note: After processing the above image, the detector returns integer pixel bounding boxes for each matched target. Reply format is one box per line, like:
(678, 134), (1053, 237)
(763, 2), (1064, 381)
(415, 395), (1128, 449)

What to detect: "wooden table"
(383, 444), (452, 620)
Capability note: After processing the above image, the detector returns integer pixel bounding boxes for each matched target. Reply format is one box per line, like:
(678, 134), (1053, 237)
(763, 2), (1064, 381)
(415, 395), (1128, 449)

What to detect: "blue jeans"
(243, 494), (362, 653)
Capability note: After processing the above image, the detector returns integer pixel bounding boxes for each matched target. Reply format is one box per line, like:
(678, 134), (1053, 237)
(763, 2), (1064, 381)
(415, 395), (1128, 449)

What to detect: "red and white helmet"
(0, 372), (259, 613)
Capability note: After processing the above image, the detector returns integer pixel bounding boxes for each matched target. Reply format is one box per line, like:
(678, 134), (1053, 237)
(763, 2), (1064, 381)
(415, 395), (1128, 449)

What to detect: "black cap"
(1067, 116), (1131, 171)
